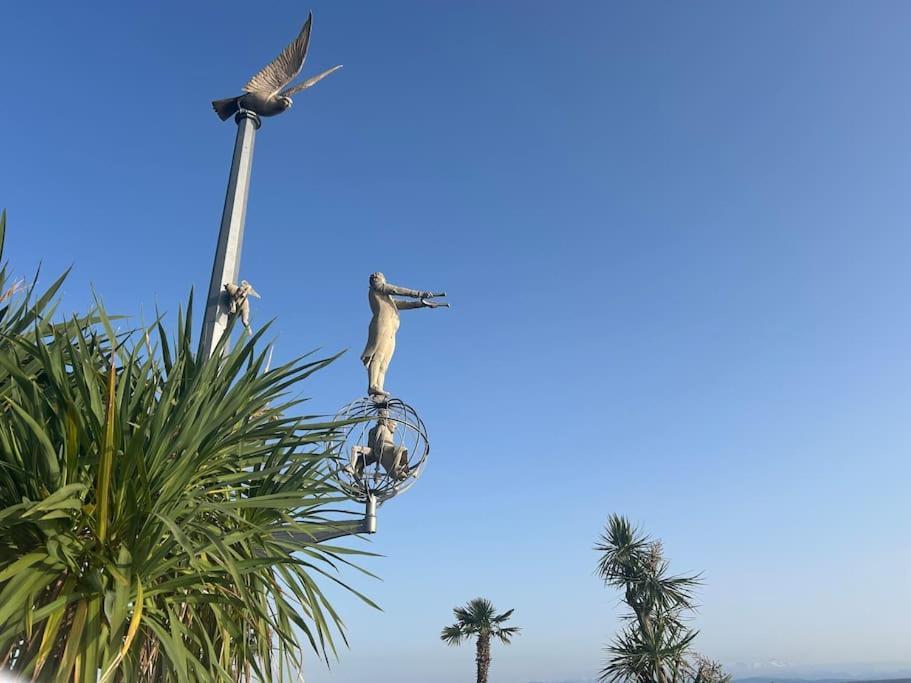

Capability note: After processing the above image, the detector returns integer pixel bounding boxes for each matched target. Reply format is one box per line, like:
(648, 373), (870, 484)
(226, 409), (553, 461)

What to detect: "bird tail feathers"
(212, 97), (239, 121)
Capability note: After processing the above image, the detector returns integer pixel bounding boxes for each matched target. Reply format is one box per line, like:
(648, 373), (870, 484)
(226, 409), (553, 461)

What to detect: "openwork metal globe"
(331, 397), (430, 503)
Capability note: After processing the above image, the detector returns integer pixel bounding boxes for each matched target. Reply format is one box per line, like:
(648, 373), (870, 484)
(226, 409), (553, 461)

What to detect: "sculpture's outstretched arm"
(375, 282), (424, 298)
(377, 282), (447, 299)
(395, 298), (449, 310)
(394, 299), (427, 310)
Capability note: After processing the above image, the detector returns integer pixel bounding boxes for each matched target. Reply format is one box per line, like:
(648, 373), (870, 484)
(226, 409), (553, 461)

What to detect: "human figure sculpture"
(348, 413), (410, 482)
(224, 280), (261, 334)
(361, 272), (448, 398)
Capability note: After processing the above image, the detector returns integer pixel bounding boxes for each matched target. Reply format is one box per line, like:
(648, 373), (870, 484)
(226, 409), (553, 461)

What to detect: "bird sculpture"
(212, 12), (341, 121)
(224, 280), (261, 333)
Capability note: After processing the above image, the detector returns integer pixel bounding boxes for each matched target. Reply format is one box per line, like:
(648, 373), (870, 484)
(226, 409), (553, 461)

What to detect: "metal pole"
(364, 494), (377, 534)
(199, 110), (261, 358)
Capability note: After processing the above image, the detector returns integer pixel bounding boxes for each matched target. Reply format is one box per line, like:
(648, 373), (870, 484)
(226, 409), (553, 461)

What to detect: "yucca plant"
(0, 210), (376, 682)
(595, 515), (729, 683)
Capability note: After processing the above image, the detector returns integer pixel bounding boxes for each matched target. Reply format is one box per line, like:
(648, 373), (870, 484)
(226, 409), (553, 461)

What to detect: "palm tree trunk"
(475, 634), (491, 683)
(626, 588), (668, 683)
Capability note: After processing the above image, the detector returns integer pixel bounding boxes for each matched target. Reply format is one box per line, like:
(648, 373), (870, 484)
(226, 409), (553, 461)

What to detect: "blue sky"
(2, 1), (911, 681)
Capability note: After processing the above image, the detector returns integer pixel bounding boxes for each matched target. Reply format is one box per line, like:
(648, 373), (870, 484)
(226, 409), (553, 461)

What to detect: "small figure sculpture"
(361, 272), (448, 398)
(333, 396), (429, 502)
(212, 12), (342, 121)
(224, 280), (261, 334)
(348, 412), (410, 482)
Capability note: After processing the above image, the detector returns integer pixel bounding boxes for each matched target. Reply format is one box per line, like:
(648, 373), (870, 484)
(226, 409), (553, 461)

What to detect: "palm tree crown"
(441, 597), (520, 645)
(441, 598), (519, 683)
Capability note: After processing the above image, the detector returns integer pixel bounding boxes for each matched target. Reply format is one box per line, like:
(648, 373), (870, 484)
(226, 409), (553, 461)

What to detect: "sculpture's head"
(370, 272), (386, 288)
(279, 96), (293, 110)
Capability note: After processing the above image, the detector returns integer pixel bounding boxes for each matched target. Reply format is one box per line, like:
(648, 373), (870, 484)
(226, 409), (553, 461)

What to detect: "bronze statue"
(361, 272), (447, 398)
(212, 12), (341, 121)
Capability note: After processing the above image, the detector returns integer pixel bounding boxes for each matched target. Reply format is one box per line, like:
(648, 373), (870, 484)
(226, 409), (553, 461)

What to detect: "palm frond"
(493, 626), (520, 644)
(440, 625), (465, 646)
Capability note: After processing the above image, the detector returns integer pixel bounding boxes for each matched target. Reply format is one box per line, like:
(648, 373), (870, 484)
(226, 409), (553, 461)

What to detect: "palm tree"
(0, 211), (375, 682)
(595, 514), (729, 683)
(440, 597), (520, 683)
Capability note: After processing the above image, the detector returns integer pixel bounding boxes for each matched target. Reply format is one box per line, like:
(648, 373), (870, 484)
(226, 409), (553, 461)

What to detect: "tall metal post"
(199, 110), (261, 358)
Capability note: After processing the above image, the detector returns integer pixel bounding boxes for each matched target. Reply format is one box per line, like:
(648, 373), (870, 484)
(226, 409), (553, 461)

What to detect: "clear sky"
(2, 2), (911, 682)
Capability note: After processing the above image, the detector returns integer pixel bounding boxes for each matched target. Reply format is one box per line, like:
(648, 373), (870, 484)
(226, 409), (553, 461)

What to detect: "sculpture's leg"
(392, 446), (409, 480)
(348, 446), (375, 478)
(345, 448), (360, 477)
(380, 442), (397, 479)
(367, 357), (384, 396)
(371, 336), (395, 396)
(376, 360), (389, 396)
(368, 356), (391, 396)
(378, 442), (390, 477)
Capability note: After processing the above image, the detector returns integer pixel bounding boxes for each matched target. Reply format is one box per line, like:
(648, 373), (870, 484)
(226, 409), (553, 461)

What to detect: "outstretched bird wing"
(243, 13), (313, 96)
(280, 64), (343, 97)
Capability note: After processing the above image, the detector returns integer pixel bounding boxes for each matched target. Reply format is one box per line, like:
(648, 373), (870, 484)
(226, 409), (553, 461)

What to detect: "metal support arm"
(276, 495), (377, 544)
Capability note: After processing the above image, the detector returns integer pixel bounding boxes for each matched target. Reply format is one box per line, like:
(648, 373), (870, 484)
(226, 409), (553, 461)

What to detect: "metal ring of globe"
(331, 397), (430, 503)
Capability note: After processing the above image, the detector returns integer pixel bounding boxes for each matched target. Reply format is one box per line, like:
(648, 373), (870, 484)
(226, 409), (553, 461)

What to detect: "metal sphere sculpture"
(332, 397), (430, 503)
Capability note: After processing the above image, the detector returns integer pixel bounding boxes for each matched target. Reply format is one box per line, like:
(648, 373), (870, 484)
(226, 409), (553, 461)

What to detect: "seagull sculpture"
(212, 12), (341, 121)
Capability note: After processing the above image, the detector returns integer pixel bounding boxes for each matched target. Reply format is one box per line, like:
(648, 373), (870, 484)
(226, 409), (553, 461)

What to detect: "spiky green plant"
(0, 210), (376, 682)
(440, 598), (519, 683)
(595, 514), (729, 683)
